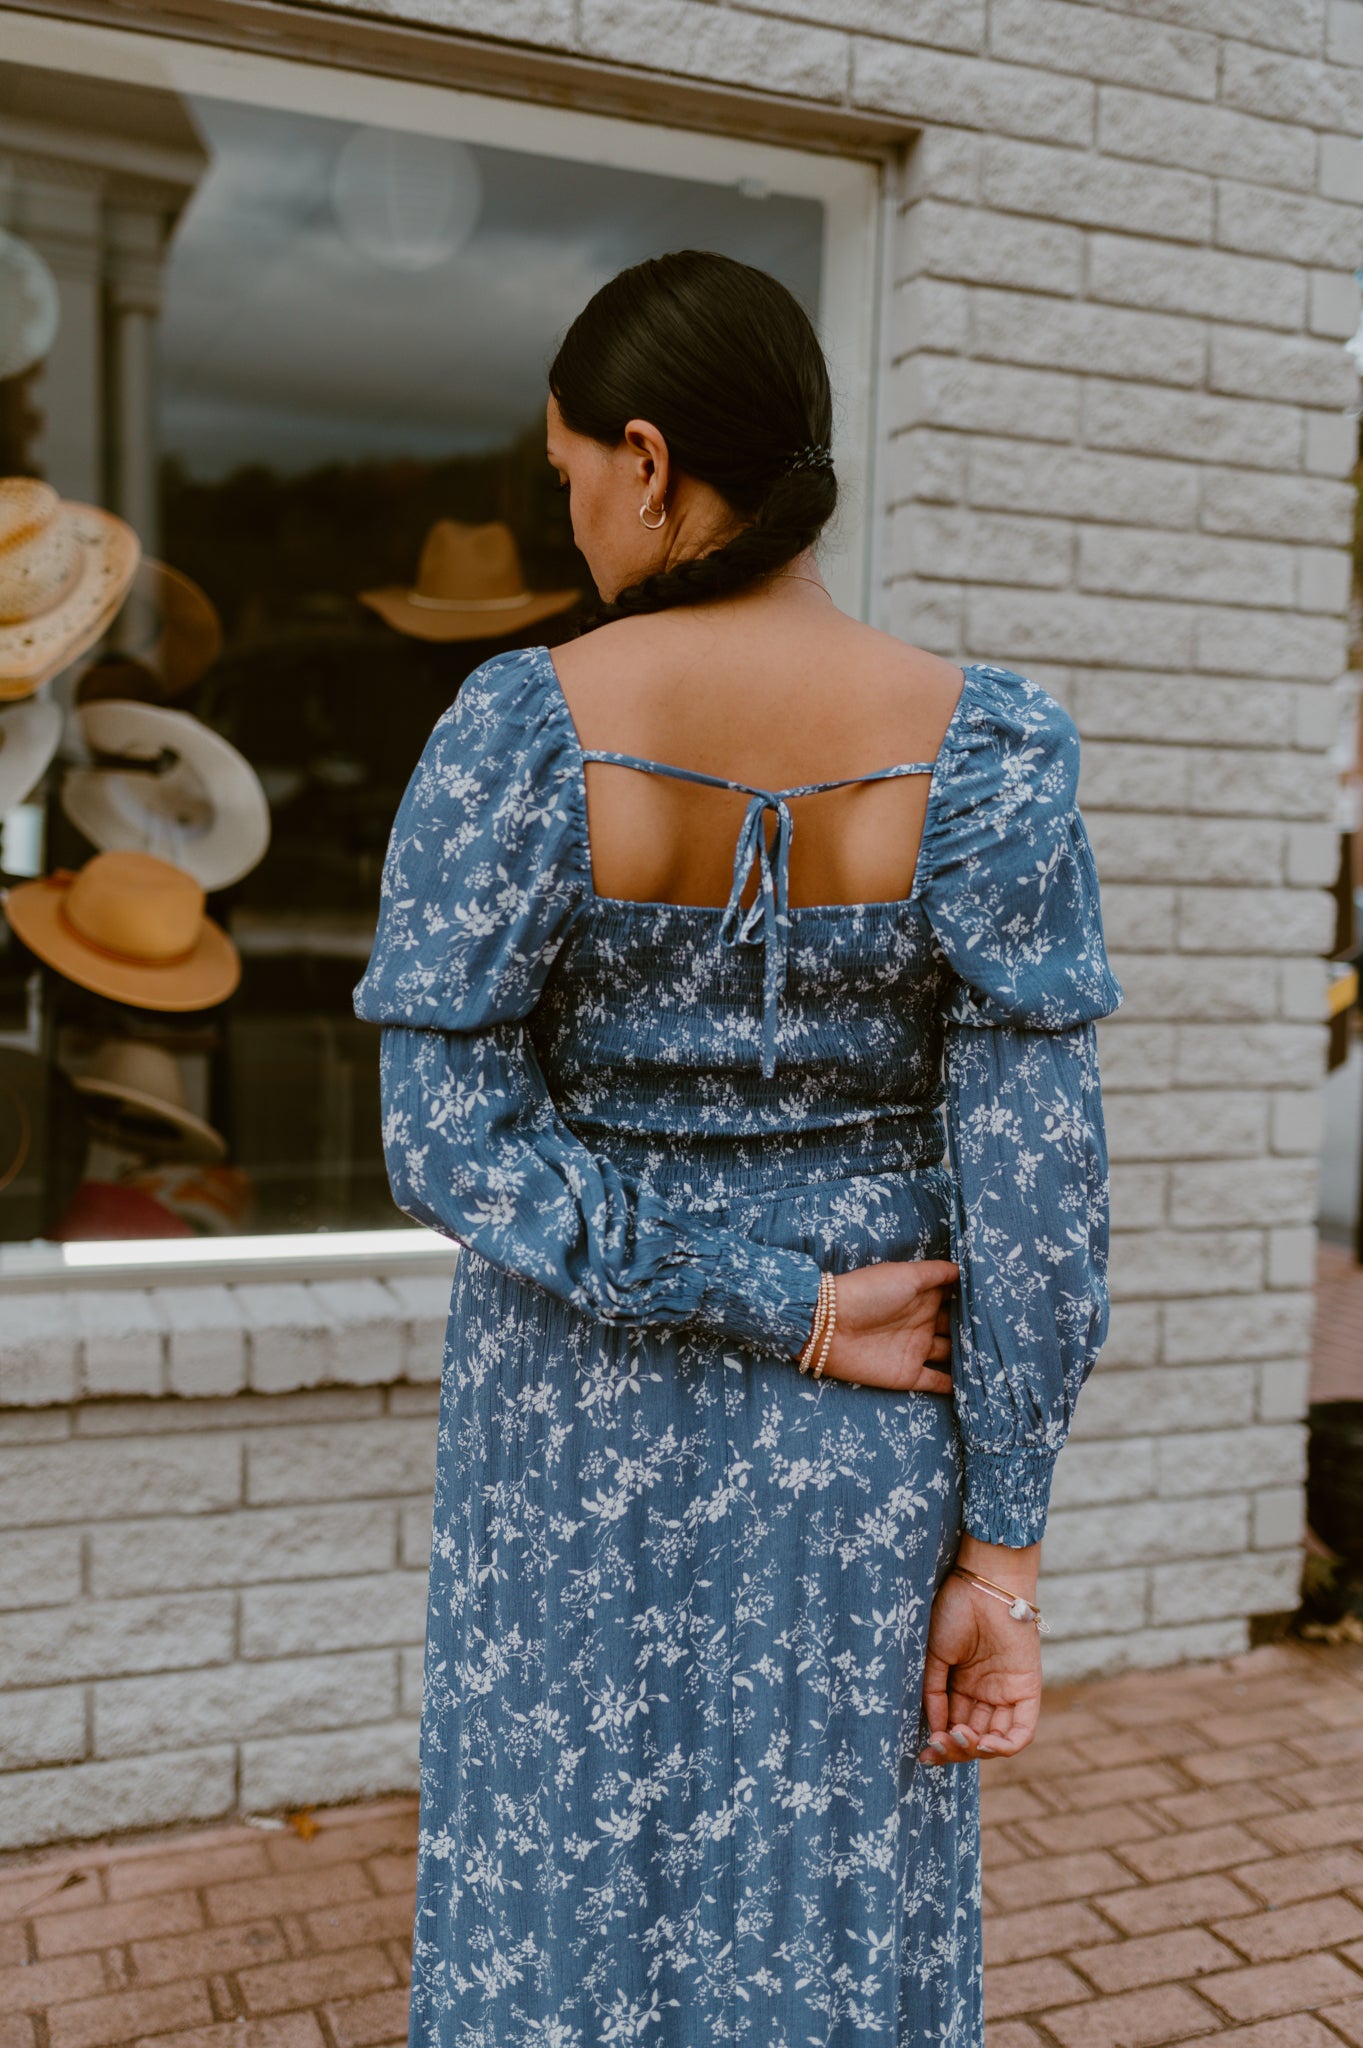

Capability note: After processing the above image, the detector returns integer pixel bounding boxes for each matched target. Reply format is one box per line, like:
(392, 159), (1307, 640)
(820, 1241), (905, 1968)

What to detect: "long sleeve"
(355, 646), (822, 1357)
(919, 665), (1124, 1546)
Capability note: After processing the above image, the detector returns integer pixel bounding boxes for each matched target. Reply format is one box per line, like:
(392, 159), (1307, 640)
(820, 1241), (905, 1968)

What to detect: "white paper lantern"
(0, 231), (60, 382)
(331, 128), (482, 271)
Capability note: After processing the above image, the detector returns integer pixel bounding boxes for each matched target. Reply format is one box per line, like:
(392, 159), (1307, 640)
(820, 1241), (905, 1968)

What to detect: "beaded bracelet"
(798, 1272), (836, 1377)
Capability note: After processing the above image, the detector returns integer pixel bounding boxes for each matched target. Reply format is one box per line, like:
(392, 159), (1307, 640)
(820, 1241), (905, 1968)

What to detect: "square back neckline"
(532, 641), (977, 922)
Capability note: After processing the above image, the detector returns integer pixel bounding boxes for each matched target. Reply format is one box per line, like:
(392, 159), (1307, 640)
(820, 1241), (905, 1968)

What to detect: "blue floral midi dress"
(354, 642), (1122, 2048)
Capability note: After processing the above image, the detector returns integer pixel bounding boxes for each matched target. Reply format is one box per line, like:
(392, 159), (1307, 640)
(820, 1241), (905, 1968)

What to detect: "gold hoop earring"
(639, 497), (667, 530)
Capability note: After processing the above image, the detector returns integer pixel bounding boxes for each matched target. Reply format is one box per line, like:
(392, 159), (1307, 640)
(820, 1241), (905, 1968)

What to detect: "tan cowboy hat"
(71, 1038), (226, 1164)
(360, 520), (579, 642)
(4, 849), (240, 1011)
(75, 560), (223, 707)
(0, 479), (141, 699)
(62, 700), (271, 891)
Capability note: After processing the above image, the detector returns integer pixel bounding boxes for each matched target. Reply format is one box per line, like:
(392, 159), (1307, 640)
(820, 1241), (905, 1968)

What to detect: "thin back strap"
(579, 748), (938, 1079)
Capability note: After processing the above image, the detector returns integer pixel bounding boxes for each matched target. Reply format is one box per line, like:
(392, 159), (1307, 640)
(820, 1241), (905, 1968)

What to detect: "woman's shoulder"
(938, 662), (1083, 810)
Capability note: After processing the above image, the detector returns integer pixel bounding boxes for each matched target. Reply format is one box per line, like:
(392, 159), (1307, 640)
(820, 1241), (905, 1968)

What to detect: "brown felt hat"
(360, 520), (579, 642)
(4, 850), (240, 1012)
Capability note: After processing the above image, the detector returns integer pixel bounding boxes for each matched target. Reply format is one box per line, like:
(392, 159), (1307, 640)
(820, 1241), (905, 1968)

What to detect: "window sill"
(0, 1231), (459, 1410)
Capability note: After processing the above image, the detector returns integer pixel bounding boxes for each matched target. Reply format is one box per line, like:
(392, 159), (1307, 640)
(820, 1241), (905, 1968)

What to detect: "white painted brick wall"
(0, 1373), (441, 1850)
(0, 0), (1356, 1847)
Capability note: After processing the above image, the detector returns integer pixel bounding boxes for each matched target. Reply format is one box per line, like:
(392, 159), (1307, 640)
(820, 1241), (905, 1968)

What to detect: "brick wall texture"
(1, 0), (1361, 1849)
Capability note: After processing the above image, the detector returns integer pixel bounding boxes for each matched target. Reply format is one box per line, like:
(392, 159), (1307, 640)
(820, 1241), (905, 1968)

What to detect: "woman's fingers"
(913, 1367), (952, 1396)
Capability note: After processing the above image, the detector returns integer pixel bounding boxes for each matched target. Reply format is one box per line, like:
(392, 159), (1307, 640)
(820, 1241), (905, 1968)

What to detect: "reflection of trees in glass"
(159, 421), (578, 644)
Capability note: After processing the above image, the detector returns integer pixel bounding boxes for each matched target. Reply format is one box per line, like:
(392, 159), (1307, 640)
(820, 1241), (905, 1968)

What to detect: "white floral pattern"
(354, 644), (1122, 2046)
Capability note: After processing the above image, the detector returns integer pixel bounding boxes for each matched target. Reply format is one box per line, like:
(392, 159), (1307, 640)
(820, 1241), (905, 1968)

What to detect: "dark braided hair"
(548, 250), (837, 627)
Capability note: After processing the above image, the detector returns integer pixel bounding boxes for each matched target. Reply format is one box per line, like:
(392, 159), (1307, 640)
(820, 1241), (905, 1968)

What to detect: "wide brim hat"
(5, 849), (240, 1012)
(71, 1038), (226, 1165)
(62, 700), (271, 891)
(0, 482), (141, 699)
(0, 694), (61, 812)
(360, 518), (580, 642)
(75, 560), (223, 706)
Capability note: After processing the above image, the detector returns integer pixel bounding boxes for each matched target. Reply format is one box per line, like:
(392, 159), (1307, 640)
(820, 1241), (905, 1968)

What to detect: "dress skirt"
(406, 1161), (983, 2048)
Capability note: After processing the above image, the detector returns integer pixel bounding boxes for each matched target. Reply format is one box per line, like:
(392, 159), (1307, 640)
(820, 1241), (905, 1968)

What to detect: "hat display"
(0, 479), (141, 699)
(0, 694), (61, 813)
(360, 519), (579, 642)
(72, 1038), (226, 1164)
(75, 560), (222, 707)
(4, 849), (241, 1011)
(62, 700), (271, 891)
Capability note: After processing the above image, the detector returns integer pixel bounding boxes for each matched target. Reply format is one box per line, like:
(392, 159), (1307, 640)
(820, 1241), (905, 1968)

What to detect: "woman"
(355, 250), (1121, 2047)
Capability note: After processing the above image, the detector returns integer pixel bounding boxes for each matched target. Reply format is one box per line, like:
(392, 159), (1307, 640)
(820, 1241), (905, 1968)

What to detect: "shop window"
(0, 19), (876, 1262)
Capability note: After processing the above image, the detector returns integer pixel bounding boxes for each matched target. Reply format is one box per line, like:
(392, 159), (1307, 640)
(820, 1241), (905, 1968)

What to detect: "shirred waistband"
(566, 1104), (946, 1199)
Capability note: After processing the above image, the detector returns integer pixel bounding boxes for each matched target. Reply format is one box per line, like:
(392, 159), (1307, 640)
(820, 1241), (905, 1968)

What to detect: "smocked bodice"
(531, 896), (954, 1194)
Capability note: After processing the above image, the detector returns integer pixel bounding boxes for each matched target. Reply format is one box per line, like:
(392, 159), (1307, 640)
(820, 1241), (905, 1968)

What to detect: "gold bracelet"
(951, 1565), (1048, 1634)
(811, 1271), (837, 1378)
(798, 1272), (833, 1374)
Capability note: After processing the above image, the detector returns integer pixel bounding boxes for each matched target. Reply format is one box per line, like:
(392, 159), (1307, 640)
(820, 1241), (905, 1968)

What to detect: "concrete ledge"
(0, 1273), (453, 1410)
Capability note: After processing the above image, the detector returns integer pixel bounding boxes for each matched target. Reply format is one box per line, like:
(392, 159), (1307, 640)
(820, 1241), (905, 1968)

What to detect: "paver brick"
(35, 1887), (203, 1957)
(985, 1956), (1091, 2018)
(205, 1863), (374, 1927)
(1148, 1782), (1288, 1830)
(984, 1901), (1117, 1967)
(106, 1841), (271, 1900)
(1197, 1952), (1361, 2021)
(130, 1920), (291, 1986)
(986, 1850), (1137, 1912)
(325, 1986), (412, 2048)
(1320, 2000), (1363, 2048)
(1016, 1802), (1161, 1854)
(46, 1981), (213, 2048)
(0, 2019), (35, 2048)
(1096, 1872), (1260, 1937)
(1071, 1926), (1242, 1994)
(1215, 1894), (1363, 1960)
(237, 1948), (396, 2017)
(1118, 1823), (1271, 1883)
(0, 1954), (106, 2013)
(144, 2022), (325, 2048)
(1041, 1981), (1222, 2048)
(1234, 1844), (1363, 1905)
(303, 1894), (415, 1952)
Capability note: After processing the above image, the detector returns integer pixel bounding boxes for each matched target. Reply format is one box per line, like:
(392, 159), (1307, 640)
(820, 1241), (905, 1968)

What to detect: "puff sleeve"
(917, 665), (1124, 1548)
(353, 646), (823, 1357)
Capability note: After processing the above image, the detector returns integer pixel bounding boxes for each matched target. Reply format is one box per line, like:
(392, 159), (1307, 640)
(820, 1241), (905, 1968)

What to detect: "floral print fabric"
(354, 644), (1121, 2046)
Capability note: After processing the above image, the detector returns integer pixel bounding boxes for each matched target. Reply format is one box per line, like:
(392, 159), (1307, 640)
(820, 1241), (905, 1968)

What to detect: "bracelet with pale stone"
(951, 1565), (1049, 1633)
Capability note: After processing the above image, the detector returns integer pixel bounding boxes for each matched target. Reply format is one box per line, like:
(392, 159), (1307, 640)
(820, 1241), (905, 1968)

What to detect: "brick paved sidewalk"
(2, 1642), (1363, 2047)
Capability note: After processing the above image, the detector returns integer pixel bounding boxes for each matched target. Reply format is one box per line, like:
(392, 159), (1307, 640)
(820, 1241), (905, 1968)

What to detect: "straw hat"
(0, 694), (61, 813)
(62, 700), (271, 890)
(360, 520), (579, 642)
(71, 1038), (227, 1164)
(0, 479), (141, 698)
(4, 849), (241, 1011)
(75, 560), (223, 707)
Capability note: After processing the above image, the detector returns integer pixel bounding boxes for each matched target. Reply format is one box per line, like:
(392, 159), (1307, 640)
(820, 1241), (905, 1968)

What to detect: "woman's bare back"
(549, 589), (966, 911)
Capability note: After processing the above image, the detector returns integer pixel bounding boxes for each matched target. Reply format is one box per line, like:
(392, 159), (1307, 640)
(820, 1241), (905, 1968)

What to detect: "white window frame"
(0, 4), (885, 1287)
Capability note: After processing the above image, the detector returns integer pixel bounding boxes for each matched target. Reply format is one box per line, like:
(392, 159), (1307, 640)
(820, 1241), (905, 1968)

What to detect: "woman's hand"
(919, 1540), (1043, 1765)
(817, 1260), (958, 1394)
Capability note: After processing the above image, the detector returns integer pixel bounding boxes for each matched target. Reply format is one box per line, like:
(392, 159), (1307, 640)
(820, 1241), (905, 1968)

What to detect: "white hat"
(0, 694), (61, 815)
(62, 699), (271, 891)
(70, 1038), (226, 1164)
(0, 479), (140, 698)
